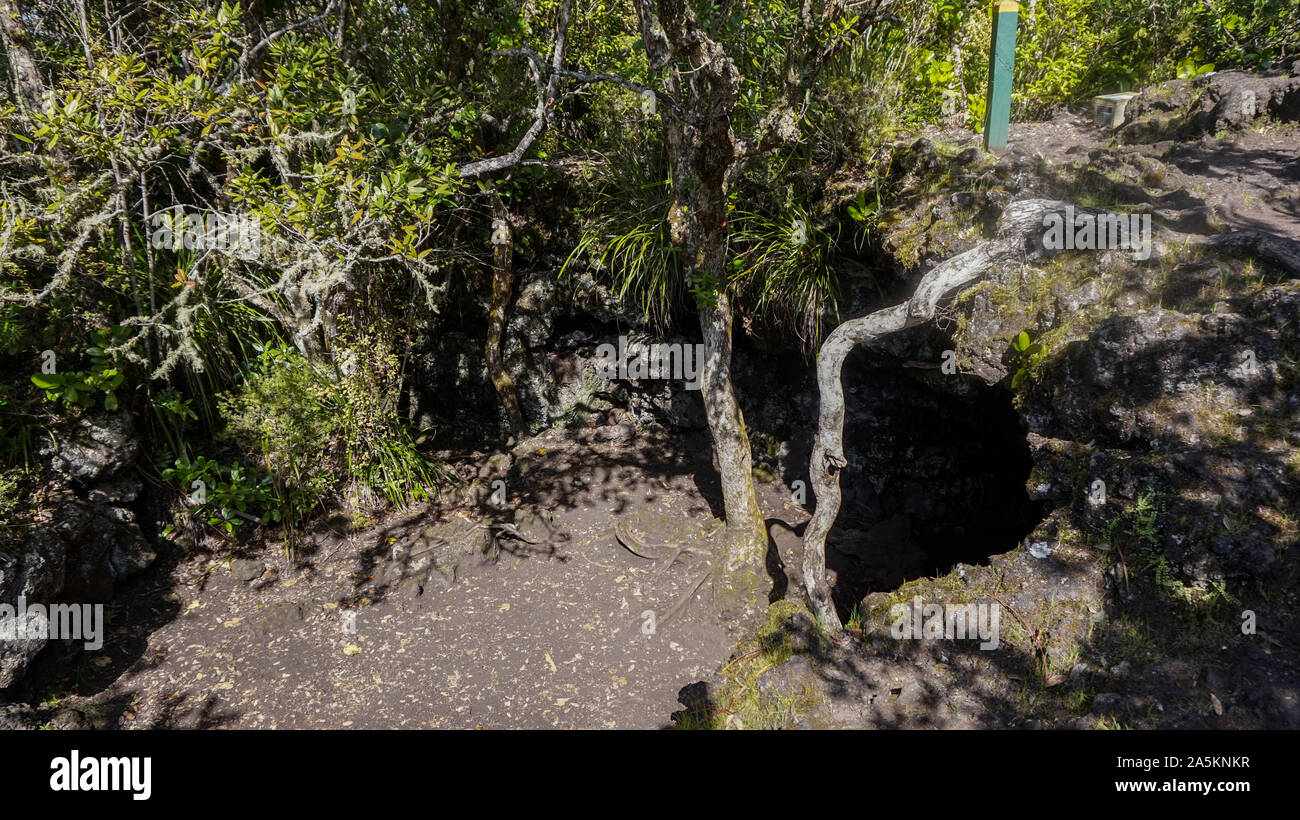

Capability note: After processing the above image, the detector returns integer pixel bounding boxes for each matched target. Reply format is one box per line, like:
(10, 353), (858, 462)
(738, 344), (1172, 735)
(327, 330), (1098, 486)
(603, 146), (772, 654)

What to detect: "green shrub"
(162, 455), (282, 536)
(219, 345), (338, 512)
(219, 335), (445, 514)
(29, 326), (129, 412)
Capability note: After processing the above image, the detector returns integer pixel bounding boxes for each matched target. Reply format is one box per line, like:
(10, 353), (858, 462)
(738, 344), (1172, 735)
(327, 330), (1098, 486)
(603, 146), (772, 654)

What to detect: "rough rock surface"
(1117, 69), (1300, 145)
(1, 411), (154, 689)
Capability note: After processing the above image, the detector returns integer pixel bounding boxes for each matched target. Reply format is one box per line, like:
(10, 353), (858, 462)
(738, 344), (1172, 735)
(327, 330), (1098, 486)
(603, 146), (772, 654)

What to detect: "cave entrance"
(824, 345), (1044, 618)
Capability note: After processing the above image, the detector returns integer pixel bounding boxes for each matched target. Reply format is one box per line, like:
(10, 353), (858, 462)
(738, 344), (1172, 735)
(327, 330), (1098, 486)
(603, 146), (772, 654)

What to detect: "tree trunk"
(696, 170), (769, 603)
(671, 109), (770, 605)
(486, 192), (525, 434)
(698, 291), (768, 584)
(74, 0), (94, 68)
(629, 0), (899, 611)
(0, 0), (45, 116)
(454, 1), (573, 432)
(804, 303), (909, 630)
(333, 0), (347, 49)
(243, 0), (268, 81)
(804, 198), (1066, 631)
(950, 40), (968, 121)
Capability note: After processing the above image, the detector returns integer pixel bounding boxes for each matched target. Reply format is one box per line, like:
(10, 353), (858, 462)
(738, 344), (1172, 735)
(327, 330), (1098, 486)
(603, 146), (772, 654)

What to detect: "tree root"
(1207, 229), (1300, 277)
(614, 519), (732, 626)
(657, 566), (715, 626)
(613, 520), (708, 565)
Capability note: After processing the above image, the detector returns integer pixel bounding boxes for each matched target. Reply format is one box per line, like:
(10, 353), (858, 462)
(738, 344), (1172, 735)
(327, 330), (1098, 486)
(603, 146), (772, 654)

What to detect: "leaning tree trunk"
(804, 198), (1067, 630)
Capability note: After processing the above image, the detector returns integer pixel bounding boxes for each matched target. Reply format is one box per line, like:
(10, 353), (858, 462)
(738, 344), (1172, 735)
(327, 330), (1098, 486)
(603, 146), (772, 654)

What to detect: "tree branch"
(239, 0), (340, 74)
(802, 198), (1070, 630)
(481, 46), (701, 131)
(457, 0), (577, 179)
(738, 0), (900, 160)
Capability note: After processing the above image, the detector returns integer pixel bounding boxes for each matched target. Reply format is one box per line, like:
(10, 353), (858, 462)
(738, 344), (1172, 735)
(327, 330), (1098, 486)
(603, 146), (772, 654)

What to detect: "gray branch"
(802, 198), (1068, 630)
(457, 0), (576, 179)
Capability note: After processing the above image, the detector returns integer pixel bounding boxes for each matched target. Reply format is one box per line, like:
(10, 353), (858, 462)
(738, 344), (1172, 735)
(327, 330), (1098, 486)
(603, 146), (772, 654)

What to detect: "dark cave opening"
(819, 345), (1046, 618)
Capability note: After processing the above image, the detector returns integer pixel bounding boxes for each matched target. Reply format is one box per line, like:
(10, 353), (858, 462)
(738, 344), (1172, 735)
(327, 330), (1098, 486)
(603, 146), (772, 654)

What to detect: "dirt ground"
(18, 423), (808, 729)
(930, 108), (1300, 238)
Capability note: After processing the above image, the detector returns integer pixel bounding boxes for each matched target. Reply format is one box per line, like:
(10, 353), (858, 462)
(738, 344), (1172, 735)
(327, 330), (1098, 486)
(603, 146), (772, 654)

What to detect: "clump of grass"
(561, 145), (842, 350)
(675, 600), (827, 730)
(728, 206), (841, 349)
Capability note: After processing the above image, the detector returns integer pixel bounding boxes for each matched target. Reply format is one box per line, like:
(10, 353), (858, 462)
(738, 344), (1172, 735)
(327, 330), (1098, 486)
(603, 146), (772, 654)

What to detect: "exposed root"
(614, 518), (735, 625)
(613, 520), (708, 565)
(658, 566), (715, 626)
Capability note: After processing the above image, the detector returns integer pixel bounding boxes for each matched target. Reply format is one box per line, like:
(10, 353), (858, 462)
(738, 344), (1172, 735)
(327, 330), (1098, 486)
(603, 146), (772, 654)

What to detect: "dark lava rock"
(231, 559), (266, 583)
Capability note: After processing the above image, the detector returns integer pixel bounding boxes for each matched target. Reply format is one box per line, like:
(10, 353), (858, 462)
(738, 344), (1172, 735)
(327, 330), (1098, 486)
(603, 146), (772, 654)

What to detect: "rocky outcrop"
(0, 411), (154, 689)
(709, 70), (1300, 729)
(413, 258), (712, 438)
(1118, 66), (1300, 145)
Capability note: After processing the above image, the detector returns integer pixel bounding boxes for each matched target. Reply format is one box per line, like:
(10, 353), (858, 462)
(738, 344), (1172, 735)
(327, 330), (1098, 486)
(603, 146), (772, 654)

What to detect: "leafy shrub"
(219, 344), (338, 512)
(29, 327), (129, 411)
(330, 329), (446, 505)
(162, 455), (281, 536)
(220, 335), (445, 514)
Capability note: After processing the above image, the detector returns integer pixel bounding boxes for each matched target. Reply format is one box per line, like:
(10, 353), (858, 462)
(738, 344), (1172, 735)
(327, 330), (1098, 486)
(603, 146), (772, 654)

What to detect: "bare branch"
(458, 0), (577, 179)
(802, 199), (1071, 630)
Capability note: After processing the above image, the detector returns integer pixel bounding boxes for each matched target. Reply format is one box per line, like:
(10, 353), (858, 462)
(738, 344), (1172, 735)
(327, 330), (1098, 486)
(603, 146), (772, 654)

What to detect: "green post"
(982, 0), (1020, 151)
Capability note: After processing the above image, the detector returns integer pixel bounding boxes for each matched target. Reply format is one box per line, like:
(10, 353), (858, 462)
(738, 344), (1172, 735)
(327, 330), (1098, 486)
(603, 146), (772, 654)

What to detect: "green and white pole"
(982, 0), (1020, 151)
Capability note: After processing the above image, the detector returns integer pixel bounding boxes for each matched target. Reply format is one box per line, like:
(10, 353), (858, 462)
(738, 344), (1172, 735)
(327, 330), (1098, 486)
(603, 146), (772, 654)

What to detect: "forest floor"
(18, 423), (807, 729)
